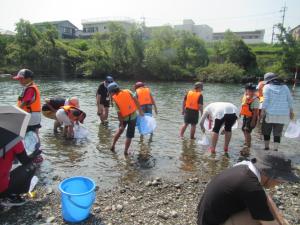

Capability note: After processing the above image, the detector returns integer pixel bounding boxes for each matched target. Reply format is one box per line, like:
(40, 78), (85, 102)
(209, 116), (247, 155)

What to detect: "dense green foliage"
(196, 63), (245, 83)
(0, 20), (299, 82)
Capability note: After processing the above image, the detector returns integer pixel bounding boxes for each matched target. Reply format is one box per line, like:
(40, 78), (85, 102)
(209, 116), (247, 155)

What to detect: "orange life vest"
(240, 95), (257, 117)
(257, 81), (265, 103)
(62, 105), (84, 122)
(185, 90), (201, 111)
(136, 87), (153, 106)
(112, 89), (137, 118)
(17, 83), (41, 112)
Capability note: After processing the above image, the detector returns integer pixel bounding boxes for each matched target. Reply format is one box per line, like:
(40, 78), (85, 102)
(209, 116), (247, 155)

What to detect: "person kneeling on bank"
(55, 105), (86, 139)
(0, 141), (36, 206)
(197, 151), (299, 225)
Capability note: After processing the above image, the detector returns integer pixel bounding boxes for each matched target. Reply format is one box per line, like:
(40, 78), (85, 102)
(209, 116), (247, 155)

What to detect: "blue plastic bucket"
(59, 176), (96, 223)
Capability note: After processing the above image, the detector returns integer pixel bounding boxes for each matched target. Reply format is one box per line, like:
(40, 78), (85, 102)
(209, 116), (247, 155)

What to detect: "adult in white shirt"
(200, 102), (238, 154)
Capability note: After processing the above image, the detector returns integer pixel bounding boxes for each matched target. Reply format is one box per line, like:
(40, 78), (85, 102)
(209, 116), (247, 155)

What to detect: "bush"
(196, 63), (245, 83)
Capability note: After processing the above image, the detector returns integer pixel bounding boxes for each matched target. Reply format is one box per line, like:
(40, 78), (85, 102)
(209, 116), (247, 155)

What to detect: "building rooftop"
(82, 17), (135, 25)
(33, 20), (78, 30)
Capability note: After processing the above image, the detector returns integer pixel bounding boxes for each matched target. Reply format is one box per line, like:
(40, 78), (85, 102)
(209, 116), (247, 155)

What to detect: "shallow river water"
(1, 77), (300, 189)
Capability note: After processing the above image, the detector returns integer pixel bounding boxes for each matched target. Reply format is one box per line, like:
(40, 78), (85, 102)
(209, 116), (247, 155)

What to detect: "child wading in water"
(240, 83), (259, 156)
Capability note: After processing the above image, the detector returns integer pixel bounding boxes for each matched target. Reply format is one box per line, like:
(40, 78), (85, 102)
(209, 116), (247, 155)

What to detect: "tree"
(175, 31), (209, 72)
(276, 24), (300, 76)
(213, 31), (257, 73)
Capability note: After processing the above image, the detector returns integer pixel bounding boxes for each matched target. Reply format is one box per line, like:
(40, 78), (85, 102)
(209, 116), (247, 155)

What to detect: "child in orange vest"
(240, 83), (259, 154)
(108, 82), (144, 155)
(180, 82), (203, 139)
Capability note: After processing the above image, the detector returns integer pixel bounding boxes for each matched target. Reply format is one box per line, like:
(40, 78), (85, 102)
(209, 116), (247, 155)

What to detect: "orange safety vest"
(185, 90), (201, 111)
(136, 87), (153, 106)
(257, 81), (265, 103)
(112, 89), (137, 118)
(240, 95), (257, 117)
(17, 83), (41, 112)
(62, 105), (83, 122)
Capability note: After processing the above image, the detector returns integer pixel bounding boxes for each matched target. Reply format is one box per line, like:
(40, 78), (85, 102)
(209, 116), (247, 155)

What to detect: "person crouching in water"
(42, 97), (79, 133)
(180, 82), (203, 139)
(134, 82), (158, 115)
(108, 82), (144, 155)
(55, 106), (86, 139)
(200, 102), (238, 154)
(240, 83), (259, 154)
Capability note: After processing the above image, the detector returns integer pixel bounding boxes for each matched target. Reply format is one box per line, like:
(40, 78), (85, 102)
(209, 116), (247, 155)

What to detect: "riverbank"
(1, 173), (300, 225)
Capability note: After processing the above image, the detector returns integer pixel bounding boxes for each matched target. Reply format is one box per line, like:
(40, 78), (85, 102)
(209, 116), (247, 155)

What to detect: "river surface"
(1, 77), (300, 189)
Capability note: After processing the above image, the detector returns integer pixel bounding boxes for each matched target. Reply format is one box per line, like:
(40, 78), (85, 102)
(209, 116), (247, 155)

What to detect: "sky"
(1, 0), (299, 42)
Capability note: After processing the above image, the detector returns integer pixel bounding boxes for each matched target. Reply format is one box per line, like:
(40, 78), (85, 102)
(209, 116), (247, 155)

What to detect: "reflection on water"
(0, 77), (299, 190)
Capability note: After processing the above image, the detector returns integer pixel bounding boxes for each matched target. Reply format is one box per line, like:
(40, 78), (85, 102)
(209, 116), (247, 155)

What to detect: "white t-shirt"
(204, 102), (238, 120)
(234, 160), (261, 182)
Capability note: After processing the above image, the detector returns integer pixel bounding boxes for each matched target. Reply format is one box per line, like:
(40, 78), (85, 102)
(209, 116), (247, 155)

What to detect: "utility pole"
(271, 25), (276, 44)
(280, 2), (287, 33)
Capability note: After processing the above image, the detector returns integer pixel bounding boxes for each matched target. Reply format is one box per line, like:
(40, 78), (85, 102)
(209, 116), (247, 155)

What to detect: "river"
(1, 77), (300, 189)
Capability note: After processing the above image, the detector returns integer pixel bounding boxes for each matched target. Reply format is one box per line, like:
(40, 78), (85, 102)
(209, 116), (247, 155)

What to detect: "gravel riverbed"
(1, 174), (300, 225)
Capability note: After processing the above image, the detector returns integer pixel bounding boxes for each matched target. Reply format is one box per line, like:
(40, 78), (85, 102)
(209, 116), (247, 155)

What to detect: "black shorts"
(122, 118), (137, 138)
(184, 109), (199, 125)
(213, 114), (237, 133)
(100, 98), (110, 108)
(242, 116), (254, 133)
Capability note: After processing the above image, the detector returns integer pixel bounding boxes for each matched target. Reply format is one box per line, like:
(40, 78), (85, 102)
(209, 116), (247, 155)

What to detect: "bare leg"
(103, 107), (109, 121)
(180, 124), (188, 138)
(243, 131), (251, 147)
(124, 138), (132, 155)
(210, 132), (219, 153)
(111, 127), (125, 151)
(224, 131), (232, 152)
(190, 125), (196, 139)
(54, 120), (60, 133)
(98, 104), (105, 123)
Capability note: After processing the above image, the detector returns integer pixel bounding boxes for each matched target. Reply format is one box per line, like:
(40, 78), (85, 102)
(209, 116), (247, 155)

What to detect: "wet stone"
(46, 216), (55, 223)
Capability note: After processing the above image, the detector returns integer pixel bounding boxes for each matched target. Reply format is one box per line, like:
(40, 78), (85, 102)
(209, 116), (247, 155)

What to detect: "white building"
(213, 30), (265, 44)
(80, 17), (136, 38)
(174, 20), (213, 41)
(0, 28), (15, 36)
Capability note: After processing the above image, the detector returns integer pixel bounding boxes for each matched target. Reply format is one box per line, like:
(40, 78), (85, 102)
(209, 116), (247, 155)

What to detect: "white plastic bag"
(204, 119), (213, 132)
(198, 134), (210, 146)
(24, 131), (39, 155)
(28, 176), (39, 192)
(284, 120), (300, 138)
(73, 125), (89, 139)
(137, 114), (157, 135)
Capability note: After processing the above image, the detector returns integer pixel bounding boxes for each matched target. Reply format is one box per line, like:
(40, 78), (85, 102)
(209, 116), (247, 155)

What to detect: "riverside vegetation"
(0, 20), (299, 82)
